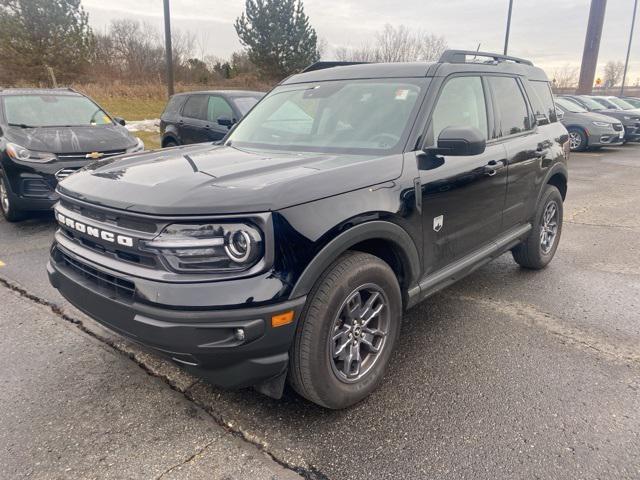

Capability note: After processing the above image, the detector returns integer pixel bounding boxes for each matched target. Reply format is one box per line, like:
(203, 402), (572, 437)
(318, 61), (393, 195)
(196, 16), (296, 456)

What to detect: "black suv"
(0, 88), (143, 221)
(48, 51), (569, 409)
(160, 90), (264, 147)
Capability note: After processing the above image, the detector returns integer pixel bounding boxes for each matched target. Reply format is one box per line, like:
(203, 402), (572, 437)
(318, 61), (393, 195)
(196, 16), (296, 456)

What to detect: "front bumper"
(48, 244), (306, 389)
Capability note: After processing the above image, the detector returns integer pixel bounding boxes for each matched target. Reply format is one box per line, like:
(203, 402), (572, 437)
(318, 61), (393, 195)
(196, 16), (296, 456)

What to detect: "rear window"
(528, 80), (558, 124)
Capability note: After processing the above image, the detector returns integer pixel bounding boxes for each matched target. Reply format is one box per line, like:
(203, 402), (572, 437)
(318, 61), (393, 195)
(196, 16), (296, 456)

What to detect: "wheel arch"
(566, 125), (588, 148)
(289, 220), (421, 305)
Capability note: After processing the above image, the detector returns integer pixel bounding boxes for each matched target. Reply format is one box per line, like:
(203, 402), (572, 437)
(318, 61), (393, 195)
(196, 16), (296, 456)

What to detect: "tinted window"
(163, 95), (185, 115)
(207, 96), (234, 122)
(430, 76), (488, 142)
(574, 96), (605, 111)
(2, 94), (111, 127)
(555, 97), (587, 113)
(489, 76), (530, 136)
(591, 97), (617, 109)
(182, 95), (208, 120)
(529, 80), (557, 123)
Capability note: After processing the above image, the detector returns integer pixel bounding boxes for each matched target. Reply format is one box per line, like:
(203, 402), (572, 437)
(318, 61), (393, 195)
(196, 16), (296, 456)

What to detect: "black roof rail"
(438, 49), (533, 66)
(302, 61), (370, 73)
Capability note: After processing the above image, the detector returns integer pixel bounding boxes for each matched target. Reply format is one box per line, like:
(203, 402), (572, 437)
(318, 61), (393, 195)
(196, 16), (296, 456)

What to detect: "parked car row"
(555, 94), (640, 151)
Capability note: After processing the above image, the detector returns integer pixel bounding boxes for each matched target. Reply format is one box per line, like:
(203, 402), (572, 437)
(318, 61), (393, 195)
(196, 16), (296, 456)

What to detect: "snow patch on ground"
(125, 119), (160, 133)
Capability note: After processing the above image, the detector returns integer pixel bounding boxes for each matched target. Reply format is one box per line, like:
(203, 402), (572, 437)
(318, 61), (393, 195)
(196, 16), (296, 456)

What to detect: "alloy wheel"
(568, 131), (582, 151)
(328, 284), (390, 383)
(540, 200), (559, 254)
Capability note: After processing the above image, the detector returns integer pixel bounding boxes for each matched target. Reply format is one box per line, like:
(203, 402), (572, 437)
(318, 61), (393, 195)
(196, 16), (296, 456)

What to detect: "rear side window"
(528, 80), (557, 124)
(207, 96), (234, 122)
(163, 95), (185, 116)
(430, 76), (488, 142)
(488, 76), (531, 137)
(182, 95), (208, 120)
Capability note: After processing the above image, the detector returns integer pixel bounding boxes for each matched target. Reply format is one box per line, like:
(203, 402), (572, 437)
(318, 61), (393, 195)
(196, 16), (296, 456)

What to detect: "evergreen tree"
(235, 0), (319, 79)
(0, 0), (93, 84)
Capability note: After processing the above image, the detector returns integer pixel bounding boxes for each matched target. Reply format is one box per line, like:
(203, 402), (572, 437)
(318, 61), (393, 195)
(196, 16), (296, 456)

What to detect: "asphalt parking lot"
(1, 145), (639, 479)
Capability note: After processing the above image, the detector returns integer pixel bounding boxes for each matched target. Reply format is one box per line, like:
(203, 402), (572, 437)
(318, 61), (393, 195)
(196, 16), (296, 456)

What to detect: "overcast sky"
(82, 0), (639, 82)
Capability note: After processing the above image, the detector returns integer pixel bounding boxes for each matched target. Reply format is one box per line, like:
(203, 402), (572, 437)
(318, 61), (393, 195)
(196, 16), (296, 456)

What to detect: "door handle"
(484, 159), (505, 176)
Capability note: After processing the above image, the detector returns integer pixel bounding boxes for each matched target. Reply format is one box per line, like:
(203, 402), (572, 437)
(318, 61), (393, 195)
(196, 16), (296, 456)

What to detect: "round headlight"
(225, 230), (253, 263)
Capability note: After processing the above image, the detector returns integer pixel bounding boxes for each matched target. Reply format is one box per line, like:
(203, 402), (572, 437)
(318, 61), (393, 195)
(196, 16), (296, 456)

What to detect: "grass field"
(135, 130), (162, 150)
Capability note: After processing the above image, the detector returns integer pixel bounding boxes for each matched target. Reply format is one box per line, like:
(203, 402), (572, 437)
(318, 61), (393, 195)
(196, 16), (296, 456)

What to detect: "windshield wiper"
(8, 122), (38, 129)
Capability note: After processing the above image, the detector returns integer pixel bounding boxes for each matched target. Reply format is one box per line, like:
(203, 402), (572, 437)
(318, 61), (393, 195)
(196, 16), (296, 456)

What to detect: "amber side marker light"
(271, 310), (295, 328)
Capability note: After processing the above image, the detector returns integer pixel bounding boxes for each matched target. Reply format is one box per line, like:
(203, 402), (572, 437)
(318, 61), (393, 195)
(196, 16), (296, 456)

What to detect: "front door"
(419, 75), (508, 274)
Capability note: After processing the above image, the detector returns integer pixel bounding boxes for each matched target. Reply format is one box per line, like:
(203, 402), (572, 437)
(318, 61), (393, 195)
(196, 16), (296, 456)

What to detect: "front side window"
(207, 96), (234, 122)
(528, 80), (558, 123)
(429, 76), (488, 143)
(182, 95), (208, 120)
(2, 94), (111, 128)
(489, 76), (531, 136)
(227, 79), (425, 154)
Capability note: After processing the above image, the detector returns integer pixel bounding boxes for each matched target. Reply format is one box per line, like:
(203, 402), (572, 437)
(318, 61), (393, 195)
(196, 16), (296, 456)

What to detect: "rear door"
(419, 74), (508, 273)
(487, 75), (544, 229)
(180, 94), (210, 144)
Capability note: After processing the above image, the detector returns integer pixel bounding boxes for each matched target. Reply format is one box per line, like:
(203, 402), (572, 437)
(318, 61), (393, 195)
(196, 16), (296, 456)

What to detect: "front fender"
(289, 220), (420, 299)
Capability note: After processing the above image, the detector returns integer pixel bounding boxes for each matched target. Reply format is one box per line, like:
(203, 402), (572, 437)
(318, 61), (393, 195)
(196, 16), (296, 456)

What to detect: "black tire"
(289, 251), (402, 409)
(512, 184), (563, 270)
(0, 174), (25, 222)
(567, 127), (587, 152)
(163, 139), (178, 148)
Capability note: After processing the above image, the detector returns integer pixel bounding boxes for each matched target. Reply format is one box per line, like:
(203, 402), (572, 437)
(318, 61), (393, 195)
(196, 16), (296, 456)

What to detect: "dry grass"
(135, 130), (162, 150)
(72, 76), (274, 121)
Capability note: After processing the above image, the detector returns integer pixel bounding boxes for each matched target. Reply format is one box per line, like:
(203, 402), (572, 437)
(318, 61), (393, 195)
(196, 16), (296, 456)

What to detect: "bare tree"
(551, 64), (579, 89)
(375, 24), (421, 62)
(419, 34), (448, 62)
(335, 45), (380, 62)
(603, 60), (624, 87)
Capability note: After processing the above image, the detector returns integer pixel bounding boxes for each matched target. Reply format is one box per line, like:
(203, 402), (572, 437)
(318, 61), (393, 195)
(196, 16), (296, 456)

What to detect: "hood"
(58, 144), (403, 215)
(594, 109), (640, 122)
(3, 124), (137, 153)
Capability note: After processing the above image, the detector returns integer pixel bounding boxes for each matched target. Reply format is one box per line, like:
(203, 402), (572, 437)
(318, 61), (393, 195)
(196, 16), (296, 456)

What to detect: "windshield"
(2, 94), (112, 128)
(591, 97), (618, 109)
(576, 96), (606, 111)
(233, 96), (262, 115)
(607, 97), (636, 110)
(555, 97), (587, 113)
(227, 79), (425, 154)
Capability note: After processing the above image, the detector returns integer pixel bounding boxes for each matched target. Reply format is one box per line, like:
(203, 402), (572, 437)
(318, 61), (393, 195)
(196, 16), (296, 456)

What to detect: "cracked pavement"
(0, 145), (639, 479)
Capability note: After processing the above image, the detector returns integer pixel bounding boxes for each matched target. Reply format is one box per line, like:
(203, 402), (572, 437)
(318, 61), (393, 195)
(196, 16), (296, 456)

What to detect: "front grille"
(55, 167), (81, 181)
(57, 249), (135, 302)
(612, 123), (623, 132)
(57, 149), (126, 161)
(21, 179), (52, 198)
(59, 198), (158, 233)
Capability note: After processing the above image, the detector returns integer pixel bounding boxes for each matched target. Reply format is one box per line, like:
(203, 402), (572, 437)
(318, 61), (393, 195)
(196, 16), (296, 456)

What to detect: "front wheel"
(0, 174), (25, 222)
(289, 251), (402, 409)
(567, 127), (587, 152)
(512, 185), (563, 269)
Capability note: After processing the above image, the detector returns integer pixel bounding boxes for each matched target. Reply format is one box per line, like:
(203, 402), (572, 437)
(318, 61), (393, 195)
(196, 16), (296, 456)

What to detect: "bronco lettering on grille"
(56, 211), (134, 247)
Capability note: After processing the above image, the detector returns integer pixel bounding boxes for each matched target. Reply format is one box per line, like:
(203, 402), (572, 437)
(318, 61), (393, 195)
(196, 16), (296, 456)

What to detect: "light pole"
(163, 0), (174, 97)
(577, 0), (607, 94)
(621, 0), (638, 95)
(504, 0), (514, 55)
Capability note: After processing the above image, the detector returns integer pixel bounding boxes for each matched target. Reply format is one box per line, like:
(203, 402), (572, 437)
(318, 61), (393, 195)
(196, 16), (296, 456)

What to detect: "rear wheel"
(0, 174), (25, 222)
(163, 139), (178, 148)
(289, 251), (402, 409)
(512, 184), (563, 269)
(567, 128), (587, 152)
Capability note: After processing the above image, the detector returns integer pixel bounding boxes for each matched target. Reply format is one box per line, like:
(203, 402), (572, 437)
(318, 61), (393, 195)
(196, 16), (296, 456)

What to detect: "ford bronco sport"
(48, 51), (569, 409)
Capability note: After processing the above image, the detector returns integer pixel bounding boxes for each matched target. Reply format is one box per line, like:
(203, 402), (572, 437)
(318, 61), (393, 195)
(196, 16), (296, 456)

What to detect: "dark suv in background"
(0, 88), (143, 221)
(160, 90), (264, 147)
(48, 51), (568, 409)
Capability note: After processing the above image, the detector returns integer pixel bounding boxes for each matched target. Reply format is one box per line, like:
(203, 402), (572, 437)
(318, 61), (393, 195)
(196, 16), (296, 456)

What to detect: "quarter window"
(489, 76), (531, 136)
(182, 95), (208, 120)
(430, 76), (488, 143)
(528, 80), (557, 123)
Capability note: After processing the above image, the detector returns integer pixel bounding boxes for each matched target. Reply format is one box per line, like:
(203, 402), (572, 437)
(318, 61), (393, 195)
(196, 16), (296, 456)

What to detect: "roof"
(283, 49), (549, 85)
(172, 90), (265, 98)
(0, 88), (81, 96)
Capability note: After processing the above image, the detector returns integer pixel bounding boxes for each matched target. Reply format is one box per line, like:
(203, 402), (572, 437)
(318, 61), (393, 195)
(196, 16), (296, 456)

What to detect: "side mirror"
(555, 109), (564, 120)
(535, 113), (550, 126)
(114, 117), (126, 126)
(217, 116), (235, 128)
(426, 126), (486, 156)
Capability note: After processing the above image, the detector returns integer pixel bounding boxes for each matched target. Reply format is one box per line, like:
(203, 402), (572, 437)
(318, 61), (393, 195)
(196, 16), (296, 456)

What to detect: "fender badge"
(433, 215), (444, 232)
